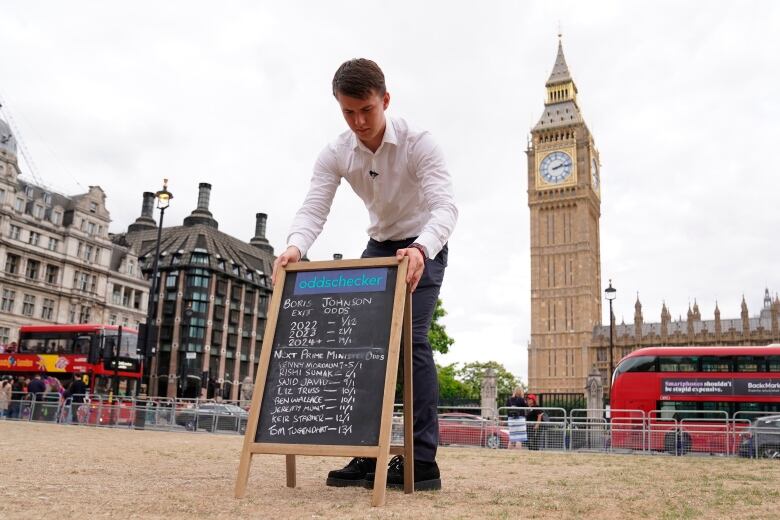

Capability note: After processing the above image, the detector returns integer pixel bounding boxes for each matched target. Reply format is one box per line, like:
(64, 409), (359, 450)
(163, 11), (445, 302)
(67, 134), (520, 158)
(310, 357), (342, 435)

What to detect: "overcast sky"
(2, 1), (779, 382)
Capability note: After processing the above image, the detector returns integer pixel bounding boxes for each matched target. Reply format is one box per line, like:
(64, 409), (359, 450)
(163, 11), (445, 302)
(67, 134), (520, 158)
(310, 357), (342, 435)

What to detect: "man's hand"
(396, 246), (425, 292)
(272, 245), (302, 286)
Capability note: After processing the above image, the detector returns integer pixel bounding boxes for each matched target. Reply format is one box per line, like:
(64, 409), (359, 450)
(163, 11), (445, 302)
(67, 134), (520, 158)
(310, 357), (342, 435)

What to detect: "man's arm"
(272, 146), (341, 285)
(409, 133), (458, 260)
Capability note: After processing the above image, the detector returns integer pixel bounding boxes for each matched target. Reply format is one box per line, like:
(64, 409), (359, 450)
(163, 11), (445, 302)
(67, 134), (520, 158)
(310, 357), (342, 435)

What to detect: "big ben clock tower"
(527, 38), (602, 393)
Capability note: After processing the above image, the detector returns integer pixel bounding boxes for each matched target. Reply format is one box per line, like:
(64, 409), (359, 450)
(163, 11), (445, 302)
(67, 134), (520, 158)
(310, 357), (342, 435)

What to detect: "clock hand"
(552, 162), (571, 171)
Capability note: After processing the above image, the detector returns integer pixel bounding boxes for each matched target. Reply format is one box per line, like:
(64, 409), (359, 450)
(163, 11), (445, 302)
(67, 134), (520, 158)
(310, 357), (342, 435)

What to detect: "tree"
(428, 298), (454, 355)
(456, 361), (519, 400)
(436, 363), (469, 399)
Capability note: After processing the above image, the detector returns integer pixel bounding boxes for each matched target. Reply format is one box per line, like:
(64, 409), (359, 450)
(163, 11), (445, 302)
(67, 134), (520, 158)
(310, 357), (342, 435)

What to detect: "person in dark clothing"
(65, 375), (88, 423)
(525, 394), (545, 450)
(27, 374), (46, 399)
(27, 374), (47, 421)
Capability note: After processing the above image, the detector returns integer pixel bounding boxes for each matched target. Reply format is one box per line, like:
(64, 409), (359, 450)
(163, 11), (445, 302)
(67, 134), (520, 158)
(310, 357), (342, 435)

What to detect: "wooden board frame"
(234, 257), (414, 507)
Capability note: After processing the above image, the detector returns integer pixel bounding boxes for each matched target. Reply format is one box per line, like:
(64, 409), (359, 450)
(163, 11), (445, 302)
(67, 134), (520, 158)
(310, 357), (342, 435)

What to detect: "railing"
(2, 397), (778, 459)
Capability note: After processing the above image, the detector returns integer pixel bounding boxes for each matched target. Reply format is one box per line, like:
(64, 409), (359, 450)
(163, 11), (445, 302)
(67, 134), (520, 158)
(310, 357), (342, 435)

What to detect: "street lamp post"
(604, 279), (617, 391)
(142, 179), (173, 396)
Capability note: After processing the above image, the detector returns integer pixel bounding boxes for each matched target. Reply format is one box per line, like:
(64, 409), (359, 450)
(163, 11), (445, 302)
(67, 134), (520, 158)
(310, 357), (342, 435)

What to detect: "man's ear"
(383, 91), (390, 110)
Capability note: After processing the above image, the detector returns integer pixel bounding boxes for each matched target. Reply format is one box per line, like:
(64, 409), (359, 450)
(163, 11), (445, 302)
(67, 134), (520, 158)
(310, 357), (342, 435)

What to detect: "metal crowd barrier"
(3, 396), (778, 460)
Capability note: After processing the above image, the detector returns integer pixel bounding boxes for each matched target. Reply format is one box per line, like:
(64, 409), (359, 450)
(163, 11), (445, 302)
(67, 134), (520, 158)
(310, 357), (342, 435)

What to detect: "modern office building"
(117, 183), (276, 399)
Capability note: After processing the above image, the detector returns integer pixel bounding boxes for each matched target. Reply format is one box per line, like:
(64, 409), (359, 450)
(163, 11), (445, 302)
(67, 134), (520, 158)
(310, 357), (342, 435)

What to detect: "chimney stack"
(183, 182), (218, 228)
(128, 191), (157, 232)
(250, 212), (274, 254)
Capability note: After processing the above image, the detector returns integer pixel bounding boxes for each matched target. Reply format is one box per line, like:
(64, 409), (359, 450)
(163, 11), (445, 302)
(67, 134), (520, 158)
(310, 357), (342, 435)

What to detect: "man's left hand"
(396, 246), (425, 292)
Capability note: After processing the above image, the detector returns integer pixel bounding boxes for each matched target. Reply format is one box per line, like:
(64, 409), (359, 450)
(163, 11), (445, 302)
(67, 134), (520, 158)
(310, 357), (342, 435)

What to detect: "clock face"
(591, 158), (599, 189)
(539, 151), (573, 184)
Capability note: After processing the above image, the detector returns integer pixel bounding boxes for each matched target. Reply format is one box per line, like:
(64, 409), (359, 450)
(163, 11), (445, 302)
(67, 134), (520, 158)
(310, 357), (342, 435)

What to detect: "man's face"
(335, 90), (390, 149)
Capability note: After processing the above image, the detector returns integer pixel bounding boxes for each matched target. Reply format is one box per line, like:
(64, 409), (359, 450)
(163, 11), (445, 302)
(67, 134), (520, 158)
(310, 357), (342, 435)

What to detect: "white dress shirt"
(287, 116), (457, 259)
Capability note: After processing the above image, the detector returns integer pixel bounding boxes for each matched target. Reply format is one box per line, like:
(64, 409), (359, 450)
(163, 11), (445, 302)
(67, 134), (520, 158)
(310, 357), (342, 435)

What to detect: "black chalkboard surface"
(255, 265), (398, 446)
(236, 257), (414, 506)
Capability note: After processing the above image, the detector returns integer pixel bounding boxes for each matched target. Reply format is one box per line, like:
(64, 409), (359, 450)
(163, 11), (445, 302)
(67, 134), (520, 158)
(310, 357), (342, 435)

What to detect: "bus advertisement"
(0, 324), (143, 396)
(610, 345), (780, 454)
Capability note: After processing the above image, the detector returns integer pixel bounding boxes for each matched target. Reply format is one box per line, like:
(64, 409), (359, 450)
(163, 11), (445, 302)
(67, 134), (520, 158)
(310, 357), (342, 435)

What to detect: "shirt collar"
(352, 116), (398, 153)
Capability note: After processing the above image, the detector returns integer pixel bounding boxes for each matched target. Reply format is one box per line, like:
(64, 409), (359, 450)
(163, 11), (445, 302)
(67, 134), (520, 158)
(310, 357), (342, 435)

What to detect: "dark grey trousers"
(362, 237), (447, 463)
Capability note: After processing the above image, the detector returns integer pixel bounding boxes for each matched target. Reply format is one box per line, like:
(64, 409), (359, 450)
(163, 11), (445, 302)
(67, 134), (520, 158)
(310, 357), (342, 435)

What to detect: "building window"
(33, 205), (44, 219)
(127, 261), (135, 275)
(14, 198), (24, 212)
(10, 225), (21, 240)
(191, 252), (209, 265)
(0, 327), (9, 345)
(87, 222), (96, 235)
(5, 253), (20, 275)
(51, 211), (62, 225)
(68, 304), (77, 324)
(94, 247), (101, 264)
(45, 264), (59, 284)
(1, 289), (16, 313)
(41, 298), (55, 320)
(25, 259), (40, 280)
(48, 238), (59, 251)
(75, 271), (90, 292)
(25, 186), (34, 198)
(165, 272), (179, 288)
(76, 241), (83, 258)
(112, 285), (123, 305)
(0, 188), (5, 204)
(79, 306), (92, 323)
(89, 201), (97, 213)
(43, 193), (52, 206)
(84, 244), (94, 262)
(109, 314), (117, 326)
(28, 232), (40, 246)
(21, 294), (35, 317)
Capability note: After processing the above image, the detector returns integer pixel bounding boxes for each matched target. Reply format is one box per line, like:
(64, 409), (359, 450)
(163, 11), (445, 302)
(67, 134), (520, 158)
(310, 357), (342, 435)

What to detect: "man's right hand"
(272, 245), (302, 286)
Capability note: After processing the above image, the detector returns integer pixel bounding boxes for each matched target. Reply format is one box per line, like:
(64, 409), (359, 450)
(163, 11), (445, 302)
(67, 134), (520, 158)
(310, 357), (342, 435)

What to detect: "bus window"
(659, 357), (697, 372)
(701, 356), (732, 372)
(74, 336), (92, 356)
(736, 356), (765, 372)
(769, 356), (780, 372)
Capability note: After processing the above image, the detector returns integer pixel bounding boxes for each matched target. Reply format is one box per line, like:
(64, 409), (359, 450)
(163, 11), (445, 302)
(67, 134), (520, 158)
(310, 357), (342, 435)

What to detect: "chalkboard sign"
(255, 265), (397, 445)
(235, 257), (415, 507)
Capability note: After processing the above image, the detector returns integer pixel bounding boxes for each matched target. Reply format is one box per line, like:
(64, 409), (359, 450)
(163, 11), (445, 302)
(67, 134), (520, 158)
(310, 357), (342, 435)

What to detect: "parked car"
(739, 415), (780, 458)
(175, 403), (248, 434)
(438, 412), (509, 449)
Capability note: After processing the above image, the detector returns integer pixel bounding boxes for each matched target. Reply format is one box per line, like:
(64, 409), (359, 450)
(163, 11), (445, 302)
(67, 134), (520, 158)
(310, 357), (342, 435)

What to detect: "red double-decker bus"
(610, 345), (780, 454)
(0, 324), (143, 396)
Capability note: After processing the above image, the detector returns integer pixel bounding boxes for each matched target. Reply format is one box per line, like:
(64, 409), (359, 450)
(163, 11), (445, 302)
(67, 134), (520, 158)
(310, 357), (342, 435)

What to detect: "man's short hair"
(332, 58), (386, 99)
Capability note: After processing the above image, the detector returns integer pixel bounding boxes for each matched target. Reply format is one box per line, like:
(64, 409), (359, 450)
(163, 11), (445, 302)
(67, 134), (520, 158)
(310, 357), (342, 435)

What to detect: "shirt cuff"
(413, 233), (441, 260)
(286, 233), (310, 259)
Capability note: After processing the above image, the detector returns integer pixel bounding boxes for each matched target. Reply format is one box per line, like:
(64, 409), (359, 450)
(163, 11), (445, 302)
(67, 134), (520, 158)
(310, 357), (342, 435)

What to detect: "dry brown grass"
(0, 421), (777, 519)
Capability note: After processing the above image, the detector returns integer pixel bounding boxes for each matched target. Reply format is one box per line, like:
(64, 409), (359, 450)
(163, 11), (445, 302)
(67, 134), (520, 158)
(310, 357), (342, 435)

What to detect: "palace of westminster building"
(526, 39), (780, 394)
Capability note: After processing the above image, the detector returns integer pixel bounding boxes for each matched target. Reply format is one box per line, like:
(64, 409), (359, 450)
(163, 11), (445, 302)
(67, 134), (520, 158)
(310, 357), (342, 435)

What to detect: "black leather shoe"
(326, 457), (376, 487)
(364, 456), (441, 491)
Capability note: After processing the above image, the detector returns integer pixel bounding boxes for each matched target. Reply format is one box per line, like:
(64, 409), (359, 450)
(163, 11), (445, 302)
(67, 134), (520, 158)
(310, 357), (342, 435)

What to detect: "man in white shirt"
(272, 58), (457, 491)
